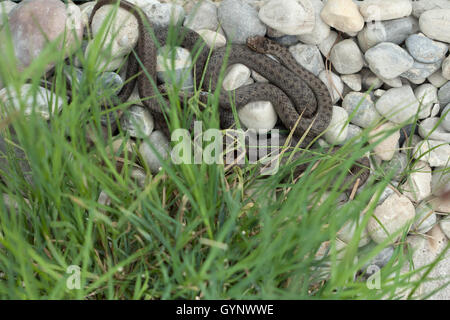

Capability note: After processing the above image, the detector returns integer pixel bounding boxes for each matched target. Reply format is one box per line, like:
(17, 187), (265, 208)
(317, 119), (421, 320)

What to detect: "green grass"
(0, 3), (448, 299)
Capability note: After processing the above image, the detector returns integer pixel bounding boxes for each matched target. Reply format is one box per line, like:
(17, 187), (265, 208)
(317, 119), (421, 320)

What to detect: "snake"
(87, 0), (370, 186)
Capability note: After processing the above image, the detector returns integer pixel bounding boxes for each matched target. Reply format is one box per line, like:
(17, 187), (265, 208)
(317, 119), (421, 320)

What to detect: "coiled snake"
(88, 0), (370, 186)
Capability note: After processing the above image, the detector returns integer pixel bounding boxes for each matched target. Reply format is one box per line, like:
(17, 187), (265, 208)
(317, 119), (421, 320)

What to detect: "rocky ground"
(0, 0), (449, 299)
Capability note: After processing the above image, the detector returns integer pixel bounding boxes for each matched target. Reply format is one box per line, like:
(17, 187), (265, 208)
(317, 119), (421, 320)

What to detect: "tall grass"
(0, 2), (447, 299)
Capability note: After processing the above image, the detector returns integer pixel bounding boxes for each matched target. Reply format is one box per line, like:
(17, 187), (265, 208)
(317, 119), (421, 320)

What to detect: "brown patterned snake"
(88, 0), (370, 185)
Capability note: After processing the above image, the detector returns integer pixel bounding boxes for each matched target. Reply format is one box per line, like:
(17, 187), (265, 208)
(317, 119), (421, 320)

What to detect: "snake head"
(246, 36), (269, 54)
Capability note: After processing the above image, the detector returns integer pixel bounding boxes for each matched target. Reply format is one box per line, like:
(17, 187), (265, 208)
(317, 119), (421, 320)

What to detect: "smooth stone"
(320, 0), (364, 33)
(418, 117), (450, 142)
(259, 0), (315, 36)
(365, 42), (414, 80)
(359, 0), (412, 22)
(0, 1), (17, 26)
(405, 33), (448, 64)
(318, 70), (344, 104)
(337, 213), (371, 247)
(401, 134), (422, 154)
(89, 3), (139, 69)
(341, 74), (362, 92)
(196, 29), (227, 48)
(79, 1), (96, 27)
(6, 0), (83, 72)
(442, 103), (450, 131)
(404, 226), (450, 299)
(431, 167), (449, 197)
(183, 0), (219, 31)
(419, 9), (450, 43)
(130, 166), (147, 188)
(330, 39), (364, 75)
(375, 86), (420, 124)
(0, 84), (63, 119)
(266, 26), (286, 38)
(343, 124), (363, 144)
(156, 46), (193, 90)
(360, 68), (383, 90)
(238, 101), (278, 133)
(367, 193), (415, 244)
(296, 0), (330, 45)
(318, 30), (338, 57)
(357, 16), (419, 52)
(369, 122), (400, 161)
(401, 59), (443, 84)
(438, 81), (450, 105)
(271, 35), (300, 47)
(360, 244), (395, 272)
(440, 218), (450, 239)
(412, 0), (450, 18)
(374, 89), (385, 98)
(414, 84), (439, 119)
(413, 140), (450, 167)
(429, 197), (450, 213)
(120, 105), (154, 139)
(324, 106), (349, 145)
(385, 152), (408, 181)
(139, 0), (185, 28)
(342, 92), (381, 128)
(251, 70), (268, 83)
(288, 44), (324, 76)
(218, 0), (266, 44)
(222, 64), (251, 91)
(413, 202), (437, 234)
(442, 56), (450, 80)
(139, 130), (171, 174)
(402, 160), (432, 202)
(381, 76), (403, 88)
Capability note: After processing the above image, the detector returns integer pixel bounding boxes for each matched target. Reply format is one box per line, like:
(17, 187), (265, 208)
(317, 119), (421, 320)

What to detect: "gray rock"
(414, 84), (439, 119)
(183, 0), (218, 31)
(342, 92), (381, 128)
(359, 0), (412, 22)
(405, 33), (448, 64)
(343, 124), (363, 144)
(401, 59), (443, 84)
(357, 16), (419, 52)
(442, 103), (450, 131)
(297, 0), (330, 45)
(438, 81), (450, 106)
(289, 44), (325, 76)
(375, 86), (420, 124)
(413, 202), (437, 234)
(412, 0), (450, 18)
(323, 106), (349, 145)
(330, 39), (364, 75)
(361, 243), (395, 272)
(365, 42), (414, 80)
(419, 9), (450, 43)
(141, 0), (185, 28)
(341, 74), (362, 92)
(259, 0), (315, 36)
(385, 152), (408, 181)
(442, 56), (450, 80)
(413, 139), (450, 167)
(120, 105), (155, 139)
(418, 117), (450, 142)
(271, 35), (300, 47)
(360, 69), (383, 90)
(431, 166), (450, 197)
(318, 71), (344, 104)
(318, 30), (338, 57)
(218, 0), (266, 44)
(428, 71), (448, 88)
(139, 130), (171, 174)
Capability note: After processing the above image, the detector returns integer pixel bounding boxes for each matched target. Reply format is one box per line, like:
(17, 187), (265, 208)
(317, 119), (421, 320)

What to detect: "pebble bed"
(0, 0), (449, 299)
